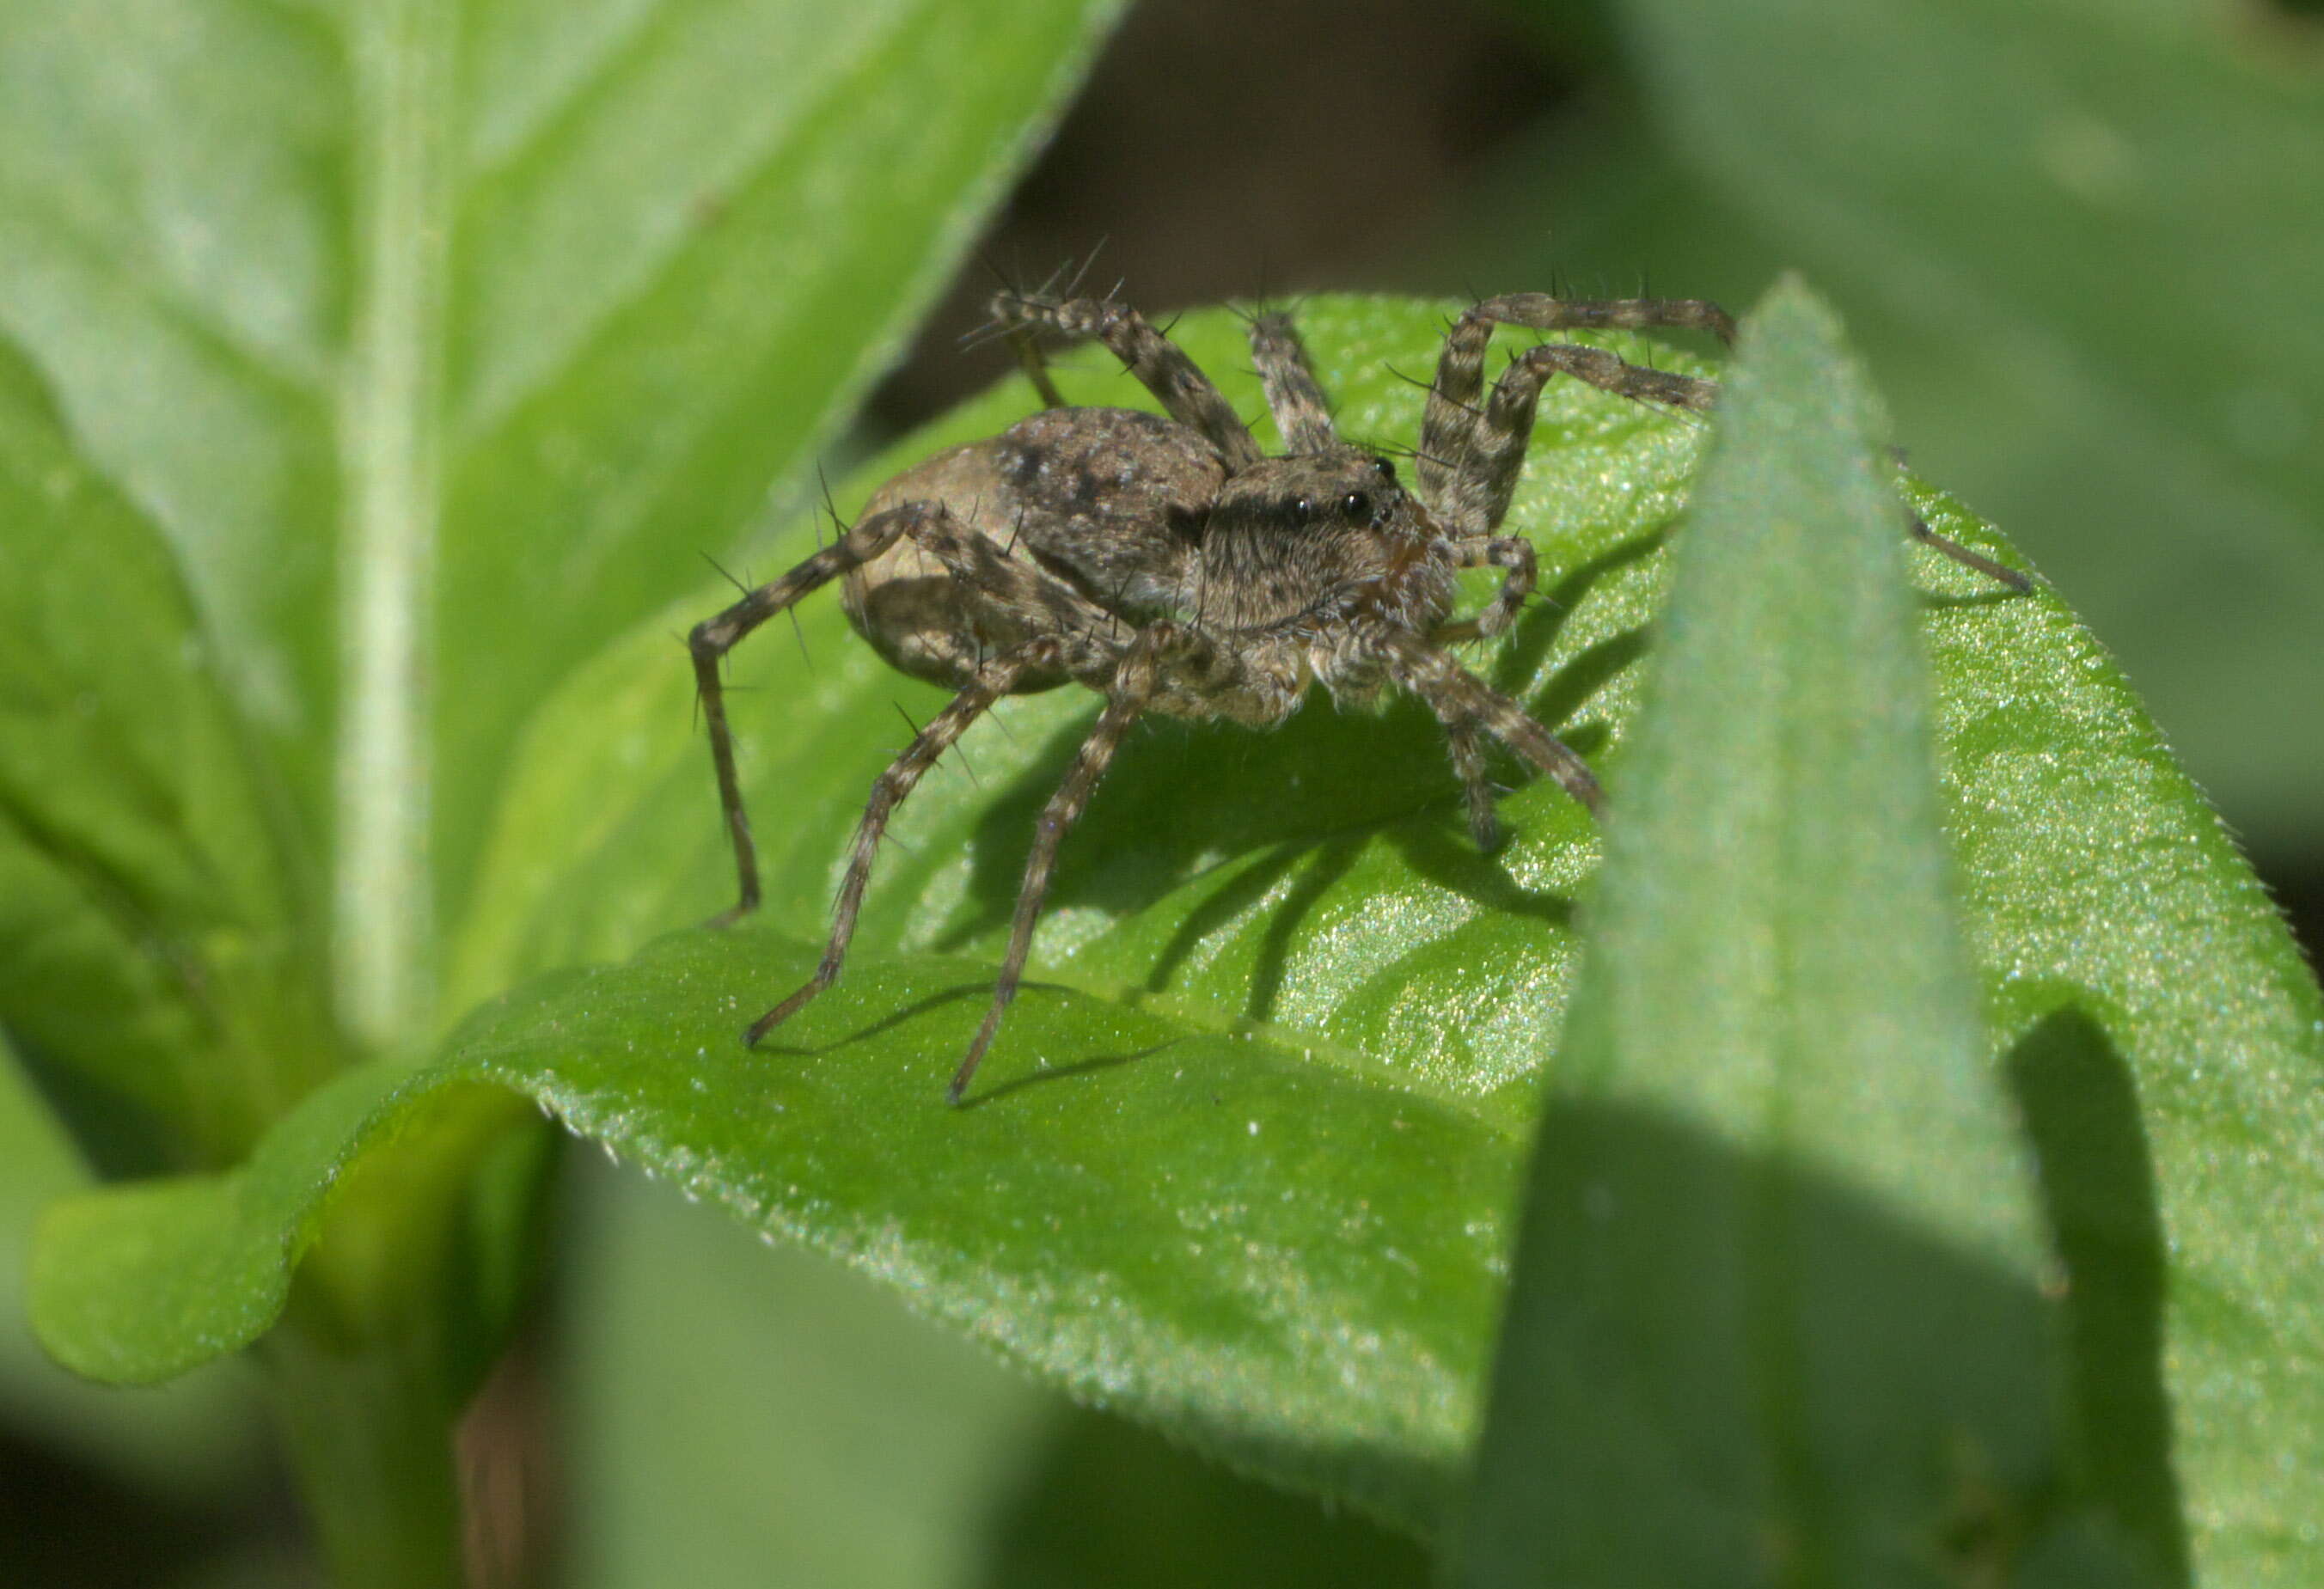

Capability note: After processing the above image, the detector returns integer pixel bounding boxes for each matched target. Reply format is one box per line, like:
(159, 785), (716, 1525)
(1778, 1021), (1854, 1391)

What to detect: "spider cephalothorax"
(688, 289), (2022, 1102)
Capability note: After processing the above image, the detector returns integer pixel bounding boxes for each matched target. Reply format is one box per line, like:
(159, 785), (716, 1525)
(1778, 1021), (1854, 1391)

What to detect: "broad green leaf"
(34, 297), (2324, 1561)
(1457, 280), (2076, 1586)
(0, 0), (1128, 1057)
(0, 339), (335, 1168)
(41, 927), (1520, 1528)
(1488, 0), (2324, 853)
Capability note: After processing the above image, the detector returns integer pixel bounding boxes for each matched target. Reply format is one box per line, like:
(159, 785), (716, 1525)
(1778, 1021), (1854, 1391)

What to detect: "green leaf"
(1456, 278), (2074, 1585)
(34, 296), (2323, 1564)
(0, 338), (335, 1168)
(1489, 0), (2324, 853)
(0, 0), (1129, 1057)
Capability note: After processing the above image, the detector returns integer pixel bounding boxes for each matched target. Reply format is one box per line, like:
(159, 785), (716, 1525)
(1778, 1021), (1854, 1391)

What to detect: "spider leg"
(1246, 312), (1339, 453)
(743, 636), (1068, 1046)
(690, 504), (929, 920)
(951, 620), (1208, 1103)
(1470, 292), (1739, 345)
(1909, 512), (2033, 591)
(1375, 627), (1605, 820)
(1445, 343), (1718, 541)
(1422, 296), (2029, 590)
(1418, 294), (1734, 513)
(1442, 712), (1504, 851)
(1466, 346), (2033, 590)
(692, 496), (1102, 925)
(1440, 534), (1538, 638)
(986, 292), (1265, 470)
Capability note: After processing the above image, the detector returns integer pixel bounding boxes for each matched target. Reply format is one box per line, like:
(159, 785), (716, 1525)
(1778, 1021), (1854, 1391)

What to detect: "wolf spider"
(688, 289), (2024, 1103)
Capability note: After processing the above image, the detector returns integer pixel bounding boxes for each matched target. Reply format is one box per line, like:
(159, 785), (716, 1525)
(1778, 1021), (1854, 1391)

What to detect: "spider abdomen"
(841, 406), (1225, 690)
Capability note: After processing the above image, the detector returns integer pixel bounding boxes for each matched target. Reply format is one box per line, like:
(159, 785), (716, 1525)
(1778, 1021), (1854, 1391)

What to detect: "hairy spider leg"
(1907, 513), (2032, 590)
(1374, 626), (1605, 820)
(1438, 534), (1540, 640)
(1246, 313), (1340, 453)
(988, 292), (1265, 470)
(1440, 712), (1504, 852)
(1460, 343), (1721, 541)
(1417, 294), (1734, 525)
(745, 636), (1069, 1046)
(950, 620), (1220, 1103)
(690, 508), (920, 920)
(1422, 295), (2031, 590)
(691, 501), (1090, 925)
(1489, 345), (2030, 590)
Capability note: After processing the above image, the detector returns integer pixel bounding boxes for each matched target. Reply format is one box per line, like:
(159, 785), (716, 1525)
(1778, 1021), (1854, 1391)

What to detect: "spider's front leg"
(1417, 294), (1732, 532)
(1372, 624), (1605, 822)
(1419, 292), (2032, 590)
(1245, 312), (1340, 453)
(951, 620), (1237, 1103)
(743, 635), (1069, 1045)
(1435, 534), (1538, 641)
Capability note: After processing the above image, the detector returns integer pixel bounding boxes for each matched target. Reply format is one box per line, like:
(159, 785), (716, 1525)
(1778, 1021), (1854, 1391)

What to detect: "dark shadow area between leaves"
(2004, 1006), (2191, 1587)
(1465, 1097), (2162, 1582)
(9, 1039), (185, 1183)
(0, 1423), (294, 1589)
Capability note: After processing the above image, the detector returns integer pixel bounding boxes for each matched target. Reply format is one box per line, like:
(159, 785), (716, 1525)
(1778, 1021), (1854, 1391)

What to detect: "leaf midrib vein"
(334, 0), (456, 1051)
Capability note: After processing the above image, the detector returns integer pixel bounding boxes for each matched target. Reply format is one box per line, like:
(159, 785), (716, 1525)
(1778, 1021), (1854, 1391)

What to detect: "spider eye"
(1292, 495), (1315, 523)
(1342, 491), (1372, 521)
(1373, 457), (1397, 484)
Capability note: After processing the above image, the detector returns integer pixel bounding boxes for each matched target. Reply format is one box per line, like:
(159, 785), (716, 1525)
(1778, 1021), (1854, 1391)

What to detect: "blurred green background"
(7, 0), (2317, 1582)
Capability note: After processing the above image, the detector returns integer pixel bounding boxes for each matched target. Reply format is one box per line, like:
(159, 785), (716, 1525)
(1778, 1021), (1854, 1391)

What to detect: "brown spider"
(688, 290), (2023, 1103)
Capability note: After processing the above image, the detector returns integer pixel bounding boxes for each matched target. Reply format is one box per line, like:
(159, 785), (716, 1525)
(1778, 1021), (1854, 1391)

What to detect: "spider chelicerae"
(688, 289), (2024, 1102)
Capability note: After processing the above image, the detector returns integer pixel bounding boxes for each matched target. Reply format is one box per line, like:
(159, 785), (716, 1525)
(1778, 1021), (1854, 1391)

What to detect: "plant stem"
(255, 1103), (529, 1589)
(265, 1315), (465, 1589)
